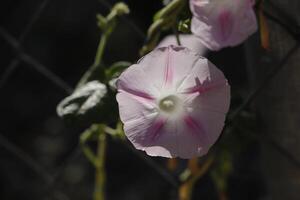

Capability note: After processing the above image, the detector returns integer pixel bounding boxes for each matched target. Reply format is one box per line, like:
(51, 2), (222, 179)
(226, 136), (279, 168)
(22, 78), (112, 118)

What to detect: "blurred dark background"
(2, 0), (299, 199)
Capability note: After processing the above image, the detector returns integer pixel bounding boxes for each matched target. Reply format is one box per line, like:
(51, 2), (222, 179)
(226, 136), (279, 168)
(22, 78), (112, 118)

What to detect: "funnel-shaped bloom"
(116, 46), (230, 158)
(190, 0), (257, 51)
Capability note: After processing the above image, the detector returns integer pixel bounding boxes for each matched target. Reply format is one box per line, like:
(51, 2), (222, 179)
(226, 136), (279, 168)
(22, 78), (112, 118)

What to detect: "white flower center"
(159, 95), (180, 113)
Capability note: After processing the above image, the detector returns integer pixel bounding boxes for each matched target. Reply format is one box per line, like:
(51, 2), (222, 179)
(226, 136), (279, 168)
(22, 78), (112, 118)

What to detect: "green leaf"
(57, 81), (107, 119)
(178, 19), (191, 33)
(105, 61), (131, 79)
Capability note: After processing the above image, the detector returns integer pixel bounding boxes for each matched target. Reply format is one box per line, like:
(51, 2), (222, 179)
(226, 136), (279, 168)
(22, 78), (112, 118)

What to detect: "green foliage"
(211, 151), (233, 193)
(140, 0), (187, 55)
(57, 81), (108, 121)
(57, 2), (130, 125)
(80, 124), (106, 167)
(97, 2), (129, 35)
(178, 18), (191, 33)
(55, 2), (261, 200)
(105, 61), (131, 81)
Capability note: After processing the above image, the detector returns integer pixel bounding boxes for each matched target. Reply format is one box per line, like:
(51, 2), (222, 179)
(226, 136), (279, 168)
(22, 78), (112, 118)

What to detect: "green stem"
(173, 25), (181, 46)
(155, 0), (185, 20)
(141, 0), (185, 55)
(94, 33), (108, 67)
(93, 132), (107, 200)
(76, 33), (108, 88)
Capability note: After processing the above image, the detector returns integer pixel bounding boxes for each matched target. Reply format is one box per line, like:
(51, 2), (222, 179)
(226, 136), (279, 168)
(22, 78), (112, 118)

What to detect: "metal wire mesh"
(0, 0), (299, 199)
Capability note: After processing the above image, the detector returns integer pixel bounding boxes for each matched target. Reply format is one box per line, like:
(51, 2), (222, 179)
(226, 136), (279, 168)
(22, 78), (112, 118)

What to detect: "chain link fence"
(0, 0), (299, 199)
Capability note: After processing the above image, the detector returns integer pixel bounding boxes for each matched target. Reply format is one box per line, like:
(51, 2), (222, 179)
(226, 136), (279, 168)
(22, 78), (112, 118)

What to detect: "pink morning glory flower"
(190, 0), (257, 51)
(116, 46), (230, 158)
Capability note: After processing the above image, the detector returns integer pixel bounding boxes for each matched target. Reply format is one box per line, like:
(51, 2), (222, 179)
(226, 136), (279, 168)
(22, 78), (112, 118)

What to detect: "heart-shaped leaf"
(57, 81), (107, 119)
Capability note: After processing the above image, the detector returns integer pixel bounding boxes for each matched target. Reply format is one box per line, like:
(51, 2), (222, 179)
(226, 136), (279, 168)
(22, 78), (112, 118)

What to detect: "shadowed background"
(2, 0), (297, 199)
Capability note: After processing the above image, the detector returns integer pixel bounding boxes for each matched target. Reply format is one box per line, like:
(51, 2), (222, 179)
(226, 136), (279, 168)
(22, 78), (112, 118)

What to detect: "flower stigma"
(159, 95), (180, 113)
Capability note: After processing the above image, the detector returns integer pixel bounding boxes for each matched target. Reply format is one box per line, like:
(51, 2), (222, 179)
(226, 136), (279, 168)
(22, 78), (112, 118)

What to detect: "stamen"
(159, 95), (179, 113)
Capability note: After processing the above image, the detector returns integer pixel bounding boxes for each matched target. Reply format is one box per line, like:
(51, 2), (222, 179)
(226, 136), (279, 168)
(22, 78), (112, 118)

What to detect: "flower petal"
(116, 92), (156, 125)
(117, 64), (158, 99)
(228, 6), (257, 47)
(179, 116), (209, 158)
(117, 91), (163, 149)
(142, 120), (179, 158)
(121, 46), (179, 95)
(143, 119), (205, 158)
(217, 9), (234, 42)
(190, 0), (258, 50)
(178, 59), (230, 113)
(155, 46), (208, 92)
(116, 46), (231, 158)
(123, 112), (177, 158)
(182, 107), (227, 156)
(145, 118), (210, 159)
(191, 16), (222, 50)
(123, 46), (206, 95)
(122, 110), (209, 159)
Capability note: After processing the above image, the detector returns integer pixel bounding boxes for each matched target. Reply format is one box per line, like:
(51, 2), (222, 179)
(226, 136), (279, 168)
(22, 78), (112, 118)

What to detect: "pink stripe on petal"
(118, 87), (155, 101)
(149, 118), (166, 142)
(184, 116), (207, 142)
(183, 79), (227, 94)
(218, 10), (234, 41)
(164, 47), (173, 86)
